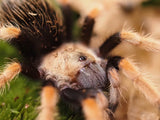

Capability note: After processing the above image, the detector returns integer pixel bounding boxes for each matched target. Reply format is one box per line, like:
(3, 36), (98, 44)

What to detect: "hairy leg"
(106, 56), (160, 107)
(82, 95), (109, 120)
(119, 58), (160, 106)
(61, 88), (110, 120)
(60, 1), (74, 41)
(36, 81), (59, 120)
(0, 26), (21, 41)
(120, 29), (160, 53)
(81, 8), (99, 45)
(0, 62), (21, 90)
(99, 30), (160, 58)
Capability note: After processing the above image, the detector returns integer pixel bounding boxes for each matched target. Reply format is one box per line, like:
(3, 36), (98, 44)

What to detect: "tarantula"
(0, 0), (160, 120)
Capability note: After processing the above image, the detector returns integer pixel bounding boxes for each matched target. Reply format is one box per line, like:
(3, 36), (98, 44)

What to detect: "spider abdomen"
(0, 0), (64, 59)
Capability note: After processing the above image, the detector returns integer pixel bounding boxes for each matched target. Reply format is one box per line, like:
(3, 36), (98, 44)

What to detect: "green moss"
(0, 41), (83, 120)
(0, 41), (40, 119)
(0, 0), (159, 119)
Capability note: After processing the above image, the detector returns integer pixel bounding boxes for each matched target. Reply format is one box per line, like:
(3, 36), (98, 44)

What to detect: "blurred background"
(0, 0), (160, 120)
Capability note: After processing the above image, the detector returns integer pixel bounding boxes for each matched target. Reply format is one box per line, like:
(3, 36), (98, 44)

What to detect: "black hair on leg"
(100, 33), (121, 58)
(61, 5), (74, 41)
(106, 56), (123, 71)
(81, 16), (95, 45)
(61, 88), (99, 106)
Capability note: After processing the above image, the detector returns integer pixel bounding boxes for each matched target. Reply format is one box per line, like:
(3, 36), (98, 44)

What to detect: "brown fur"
(1, 0), (160, 119)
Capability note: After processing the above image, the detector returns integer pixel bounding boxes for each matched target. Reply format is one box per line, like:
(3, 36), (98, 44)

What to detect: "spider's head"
(39, 43), (108, 90)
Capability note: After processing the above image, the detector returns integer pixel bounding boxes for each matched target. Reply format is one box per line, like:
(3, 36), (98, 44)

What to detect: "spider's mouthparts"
(77, 62), (109, 89)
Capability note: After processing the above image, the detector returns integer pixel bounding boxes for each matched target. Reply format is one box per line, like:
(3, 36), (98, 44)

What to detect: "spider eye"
(79, 56), (87, 61)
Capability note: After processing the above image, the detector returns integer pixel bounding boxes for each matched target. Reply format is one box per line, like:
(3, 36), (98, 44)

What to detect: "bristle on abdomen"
(0, 0), (64, 59)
